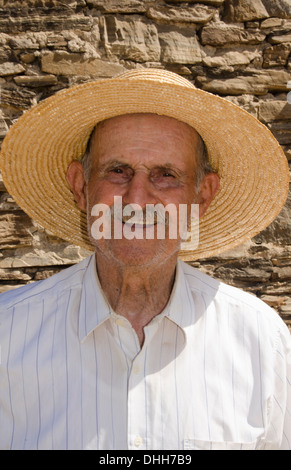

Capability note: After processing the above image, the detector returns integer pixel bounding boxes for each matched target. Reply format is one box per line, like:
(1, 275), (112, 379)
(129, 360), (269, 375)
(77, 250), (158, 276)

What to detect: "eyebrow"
(96, 159), (132, 174)
(153, 163), (185, 175)
(97, 159), (186, 175)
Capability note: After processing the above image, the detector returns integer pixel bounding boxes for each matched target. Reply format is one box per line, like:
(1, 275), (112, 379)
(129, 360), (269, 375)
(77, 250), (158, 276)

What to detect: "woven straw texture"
(0, 69), (289, 260)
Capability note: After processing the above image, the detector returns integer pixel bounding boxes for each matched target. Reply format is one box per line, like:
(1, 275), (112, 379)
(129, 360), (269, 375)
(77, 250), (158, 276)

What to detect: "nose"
(122, 171), (156, 208)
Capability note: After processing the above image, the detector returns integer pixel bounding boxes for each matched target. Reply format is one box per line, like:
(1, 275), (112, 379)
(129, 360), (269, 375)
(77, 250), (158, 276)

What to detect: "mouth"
(122, 218), (158, 227)
(120, 211), (168, 226)
(121, 221), (159, 235)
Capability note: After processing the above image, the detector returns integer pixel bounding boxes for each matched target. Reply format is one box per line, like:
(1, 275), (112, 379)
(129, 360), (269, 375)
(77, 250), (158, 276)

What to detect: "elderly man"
(66, 112), (219, 346)
(0, 69), (290, 450)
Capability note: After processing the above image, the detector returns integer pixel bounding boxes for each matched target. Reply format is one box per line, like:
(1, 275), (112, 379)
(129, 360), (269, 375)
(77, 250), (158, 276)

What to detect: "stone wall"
(0, 0), (290, 329)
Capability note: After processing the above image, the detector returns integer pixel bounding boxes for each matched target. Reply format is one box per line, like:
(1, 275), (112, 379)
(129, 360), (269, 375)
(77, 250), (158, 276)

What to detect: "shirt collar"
(78, 255), (195, 342)
(166, 259), (196, 333)
(78, 254), (112, 342)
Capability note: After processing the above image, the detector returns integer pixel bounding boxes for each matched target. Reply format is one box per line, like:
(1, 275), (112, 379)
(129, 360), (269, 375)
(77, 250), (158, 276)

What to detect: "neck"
(95, 251), (177, 346)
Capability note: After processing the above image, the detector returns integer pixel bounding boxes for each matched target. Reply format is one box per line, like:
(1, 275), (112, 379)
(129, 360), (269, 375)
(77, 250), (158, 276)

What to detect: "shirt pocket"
(184, 439), (266, 450)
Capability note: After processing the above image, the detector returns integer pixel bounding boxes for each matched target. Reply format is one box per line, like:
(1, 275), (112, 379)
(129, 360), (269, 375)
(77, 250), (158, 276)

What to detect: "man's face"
(71, 114), (204, 267)
(67, 114), (219, 266)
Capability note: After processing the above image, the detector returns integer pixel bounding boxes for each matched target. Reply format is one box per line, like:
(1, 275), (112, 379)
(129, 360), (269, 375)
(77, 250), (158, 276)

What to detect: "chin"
(95, 238), (180, 268)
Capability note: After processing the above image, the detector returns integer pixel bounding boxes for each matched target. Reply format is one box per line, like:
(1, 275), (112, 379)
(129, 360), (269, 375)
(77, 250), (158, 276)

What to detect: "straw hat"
(0, 68), (289, 261)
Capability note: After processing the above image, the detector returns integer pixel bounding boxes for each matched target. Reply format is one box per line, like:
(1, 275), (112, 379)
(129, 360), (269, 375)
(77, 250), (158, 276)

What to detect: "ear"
(66, 160), (87, 212)
(197, 172), (220, 218)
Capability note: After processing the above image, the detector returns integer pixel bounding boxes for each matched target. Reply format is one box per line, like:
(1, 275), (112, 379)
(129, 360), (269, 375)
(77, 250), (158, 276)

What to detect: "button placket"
(127, 345), (148, 450)
(127, 321), (162, 450)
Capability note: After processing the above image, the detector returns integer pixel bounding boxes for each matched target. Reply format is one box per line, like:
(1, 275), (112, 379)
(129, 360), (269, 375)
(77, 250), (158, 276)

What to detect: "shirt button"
(133, 436), (143, 447)
(115, 318), (126, 326)
(133, 365), (141, 375)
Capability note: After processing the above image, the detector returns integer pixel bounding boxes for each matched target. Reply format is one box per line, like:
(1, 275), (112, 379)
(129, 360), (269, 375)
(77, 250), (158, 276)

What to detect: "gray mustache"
(110, 204), (170, 225)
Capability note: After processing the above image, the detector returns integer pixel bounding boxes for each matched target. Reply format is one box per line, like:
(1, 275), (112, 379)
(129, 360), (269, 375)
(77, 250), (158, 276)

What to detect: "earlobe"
(66, 161), (87, 212)
(197, 172), (220, 218)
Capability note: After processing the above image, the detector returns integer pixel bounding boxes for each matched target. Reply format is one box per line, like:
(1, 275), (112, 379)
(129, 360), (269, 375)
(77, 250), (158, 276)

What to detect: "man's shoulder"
(180, 261), (291, 344)
(0, 256), (92, 311)
(180, 260), (280, 320)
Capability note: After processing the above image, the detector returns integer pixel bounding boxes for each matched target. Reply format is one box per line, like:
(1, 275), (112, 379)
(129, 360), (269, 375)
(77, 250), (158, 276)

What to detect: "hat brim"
(0, 75), (289, 260)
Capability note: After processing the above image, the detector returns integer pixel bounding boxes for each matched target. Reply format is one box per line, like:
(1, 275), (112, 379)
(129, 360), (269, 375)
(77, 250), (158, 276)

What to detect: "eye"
(106, 165), (133, 182)
(150, 168), (181, 189)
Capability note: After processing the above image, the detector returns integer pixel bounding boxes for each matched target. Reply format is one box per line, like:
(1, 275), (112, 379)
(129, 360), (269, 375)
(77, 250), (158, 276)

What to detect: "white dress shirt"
(0, 254), (290, 450)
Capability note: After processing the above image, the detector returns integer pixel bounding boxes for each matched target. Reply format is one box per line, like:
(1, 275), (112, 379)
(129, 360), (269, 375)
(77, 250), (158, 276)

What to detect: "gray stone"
(196, 69), (291, 95)
(252, 191), (291, 246)
(9, 35), (40, 50)
(201, 23), (266, 46)
(245, 21), (260, 29)
(223, 94), (259, 118)
(262, 0), (291, 19)
(263, 43), (291, 67)
(272, 267), (291, 281)
(0, 62), (25, 76)
(195, 76), (260, 95)
(259, 100), (291, 123)
(42, 52), (125, 77)
(20, 53), (36, 64)
(202, 46), (261, 68)
(0, 12), (92, 34)
(269, 34), (291, 45)
(0, 212), (34, 249)
(46, 34), (67, 48)
(272, 255), (291, 267)
(260, 295), (288, 308)
(104, 16), (160, 62)
(86, 0), (147, 13)
(260, 18), (284, 29)
(268, 121), (291, 145)
(14, 74), (58, 87)
(0, 0), (84, 8)
(0, 86), (37, 111)
(0, 244), (91, 268)
(0, 268), (32, 281)
(0, 192), (20, 211)
(279, 298), (291, 317)
(259, 281), (291, 296)
(159, 26), (204, 65)
(165, 0), (224, 4)
(147, 4), (216, 24)
(224, 0), (269, 22)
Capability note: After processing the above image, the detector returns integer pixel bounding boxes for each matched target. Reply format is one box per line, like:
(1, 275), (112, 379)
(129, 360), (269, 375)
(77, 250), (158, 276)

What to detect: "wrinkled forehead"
(95, 113), (197, 131)
(89, 113), (200, 153)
